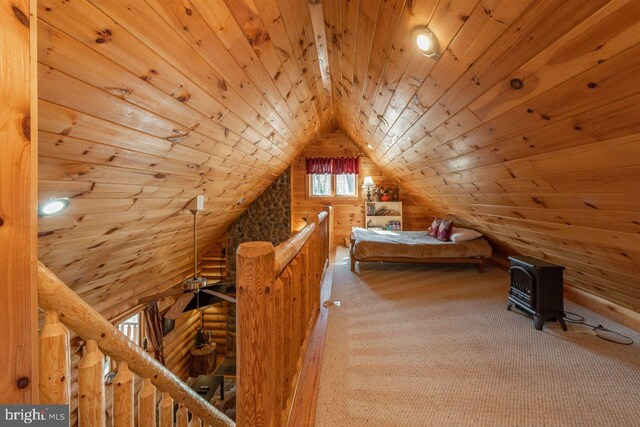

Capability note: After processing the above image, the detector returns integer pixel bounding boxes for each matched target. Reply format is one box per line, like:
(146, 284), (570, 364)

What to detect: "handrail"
(274, 222), (316, 278)
(274, 210), (328, 278)
(37, 261), (235, 427)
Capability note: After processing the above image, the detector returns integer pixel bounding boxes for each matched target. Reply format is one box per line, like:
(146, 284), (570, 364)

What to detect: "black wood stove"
(507, 256), (567, 331)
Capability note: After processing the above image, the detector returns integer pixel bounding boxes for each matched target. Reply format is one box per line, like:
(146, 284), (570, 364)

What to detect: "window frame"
(308, 173), (359, 198)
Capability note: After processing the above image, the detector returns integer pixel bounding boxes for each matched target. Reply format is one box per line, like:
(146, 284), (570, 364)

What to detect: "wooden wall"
(36, 0), (333, 323)
(292, 130), (432, 245)
(0, 0), (38, 403)
(324, 0), (640, 314)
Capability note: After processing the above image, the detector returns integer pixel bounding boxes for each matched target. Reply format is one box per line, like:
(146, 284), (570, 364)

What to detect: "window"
(336, 174), (357, 196)
(310, 174), (332, 196)
(103, 312), (143, 380)
(309, 173), (358, 197)
(119, 313), (141, 345)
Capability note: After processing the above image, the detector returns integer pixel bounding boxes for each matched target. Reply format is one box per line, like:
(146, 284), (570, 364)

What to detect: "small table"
(189, 374), (223, 402)
(189, 343), (216, 377)
(212, 359), (236, 400)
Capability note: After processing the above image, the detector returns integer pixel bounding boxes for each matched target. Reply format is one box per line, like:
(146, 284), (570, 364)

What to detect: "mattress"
(351, 227), (492, 260)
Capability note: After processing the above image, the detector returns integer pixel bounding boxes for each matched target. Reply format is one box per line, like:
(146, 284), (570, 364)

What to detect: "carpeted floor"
(315, 247), (640, 426)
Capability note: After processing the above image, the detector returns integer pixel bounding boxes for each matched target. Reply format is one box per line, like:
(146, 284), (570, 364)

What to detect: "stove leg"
(558, 317), (567, 331)
(507, 301), (514, 311)
(534, 314), (544, 331)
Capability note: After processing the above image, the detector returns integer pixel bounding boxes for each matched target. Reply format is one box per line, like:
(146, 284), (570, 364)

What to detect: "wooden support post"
(78, 340), (106, 427)
(138, 378), (156, 427)
(0, 0), (38, 404)
(159, 392), (173, 427)
(236, 241), (276, 427)
(114, 361), (134, 427)
(176, 405), (188, 427)
(39, 311), (70, 404)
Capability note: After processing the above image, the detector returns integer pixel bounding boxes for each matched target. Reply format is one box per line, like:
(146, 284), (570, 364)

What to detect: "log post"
(236, 241), (276, 427)
(39, 311), (70, 404)
(176, 404), (188, 427)
(138, 378), (156, 427)
(114, 361), (134, 427)
(0, 0), (38, 404)
(159, 392), (173, 427)
(78, 340), (105, 427)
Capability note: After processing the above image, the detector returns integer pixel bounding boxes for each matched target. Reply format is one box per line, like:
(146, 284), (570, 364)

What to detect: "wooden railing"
(37, 261), (235, 427)
(236, 207), (332, 426)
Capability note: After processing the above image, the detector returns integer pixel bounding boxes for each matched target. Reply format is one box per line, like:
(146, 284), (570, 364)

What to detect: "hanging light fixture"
(413, 27), (438, 57)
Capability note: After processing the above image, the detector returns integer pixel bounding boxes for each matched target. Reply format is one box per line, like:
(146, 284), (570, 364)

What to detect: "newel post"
(39, 311), (70, 404)
(236, 242), (276, 427)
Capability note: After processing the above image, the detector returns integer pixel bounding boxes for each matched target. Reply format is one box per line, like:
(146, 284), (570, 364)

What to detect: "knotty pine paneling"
(37, 0), (333, 321)
(327, 0), (640, 314)
(36, 0), (640, 324)
(291, 130), (433, 246)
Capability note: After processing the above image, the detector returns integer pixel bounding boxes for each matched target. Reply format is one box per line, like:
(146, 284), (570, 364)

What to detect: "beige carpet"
(315, 247), (640, 426)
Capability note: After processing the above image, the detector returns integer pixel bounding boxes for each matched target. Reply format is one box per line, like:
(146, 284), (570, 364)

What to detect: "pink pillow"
(427, 217), (442, 237)
(436, 219), (454, 242)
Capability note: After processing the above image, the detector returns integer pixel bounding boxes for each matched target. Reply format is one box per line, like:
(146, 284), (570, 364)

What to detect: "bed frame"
(349, 238), (486, 273)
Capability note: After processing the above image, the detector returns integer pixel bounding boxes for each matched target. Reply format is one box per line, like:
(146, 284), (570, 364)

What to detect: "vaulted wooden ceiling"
(39, 0), (640, 318)
(37, 0), (334, 319)
(327, 0), (640, 313)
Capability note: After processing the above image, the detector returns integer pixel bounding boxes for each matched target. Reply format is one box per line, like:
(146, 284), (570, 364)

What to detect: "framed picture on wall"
(162, 317), (175, 336)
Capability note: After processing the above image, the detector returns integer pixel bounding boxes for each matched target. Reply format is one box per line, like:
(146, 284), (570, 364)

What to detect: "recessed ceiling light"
(367, 144), (373, 149)
(413, 27), (438, 57)
(38, 198), (70, 217)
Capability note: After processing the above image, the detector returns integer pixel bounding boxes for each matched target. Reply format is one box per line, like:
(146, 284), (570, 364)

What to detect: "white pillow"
(450, 227), (482, 242)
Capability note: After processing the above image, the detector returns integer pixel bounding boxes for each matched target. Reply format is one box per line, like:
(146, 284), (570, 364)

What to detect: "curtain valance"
(305, 157), (360, 175)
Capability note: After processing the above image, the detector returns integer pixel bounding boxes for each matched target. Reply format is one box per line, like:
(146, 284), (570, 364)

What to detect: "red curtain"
(305, 157), (359, 174)
(332, 157), (360, 174)
(306, 157), (333, 174)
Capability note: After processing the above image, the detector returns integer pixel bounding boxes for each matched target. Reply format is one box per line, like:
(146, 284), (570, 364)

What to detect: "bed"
(350, 227), (492, 272)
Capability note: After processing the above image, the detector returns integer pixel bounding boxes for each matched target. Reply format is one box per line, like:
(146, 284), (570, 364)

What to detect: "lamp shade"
(362, 176), (375, 188)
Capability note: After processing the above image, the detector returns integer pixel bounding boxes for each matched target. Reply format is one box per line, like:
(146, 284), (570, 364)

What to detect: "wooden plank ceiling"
(39, 0), (640, 318)
(325, 0), (640, 313)
(37, 0), (333, 319)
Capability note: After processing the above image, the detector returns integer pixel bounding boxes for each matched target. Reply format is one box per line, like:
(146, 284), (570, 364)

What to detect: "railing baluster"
(280, 267), (294, 399)
(189, 413), (202, 427)
(39, 311), (70, 404)
(176, 404), (188, 427)
(159, 392), (174, 427)
(78, 340), (105, 427)
(114, 361), (134, 427)
(298, 245), (310, 342)
(138, 378), (156, 427)
(274, 276), (285, 424)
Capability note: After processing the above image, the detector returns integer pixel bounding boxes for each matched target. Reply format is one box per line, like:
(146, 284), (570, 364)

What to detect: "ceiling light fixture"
(38, 198), (70, 217)
(413, 27), (438, 57)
